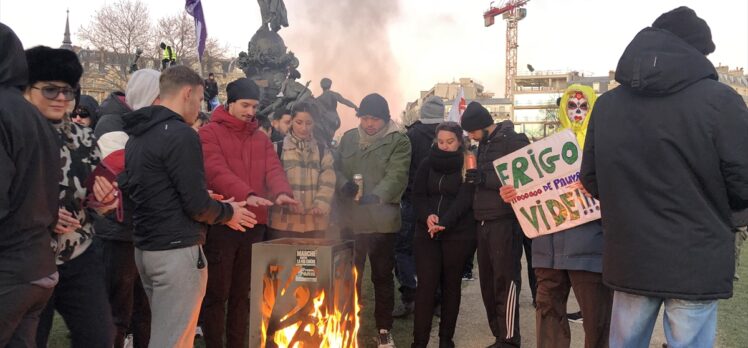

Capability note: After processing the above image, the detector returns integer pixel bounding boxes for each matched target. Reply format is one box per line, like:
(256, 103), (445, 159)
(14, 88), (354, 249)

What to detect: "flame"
(260, 263), (360, 347)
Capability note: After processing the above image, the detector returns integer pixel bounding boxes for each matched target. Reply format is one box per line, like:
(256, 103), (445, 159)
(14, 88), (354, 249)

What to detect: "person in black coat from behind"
(411, 122), (476, 348)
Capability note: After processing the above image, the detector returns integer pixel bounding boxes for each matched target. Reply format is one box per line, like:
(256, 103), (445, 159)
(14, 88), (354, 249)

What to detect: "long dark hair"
(291, 100), (321, 121)
(435, 121), (465, 149)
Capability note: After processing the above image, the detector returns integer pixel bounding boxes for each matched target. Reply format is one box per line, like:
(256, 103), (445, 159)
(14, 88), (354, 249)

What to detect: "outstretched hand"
(225, 200), (257, 232)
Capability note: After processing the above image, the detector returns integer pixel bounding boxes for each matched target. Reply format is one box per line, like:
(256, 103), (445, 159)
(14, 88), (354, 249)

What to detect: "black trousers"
(36, 246), (114, 348)
(95, 238), (151, 348)
(202, 224), (266, 348)
(0, 283), (53, 348)
(477, 219), (523, 347)
(343, 230), (397, 331)
(412, 235), (477, 347)
(522, 235), (537, 303)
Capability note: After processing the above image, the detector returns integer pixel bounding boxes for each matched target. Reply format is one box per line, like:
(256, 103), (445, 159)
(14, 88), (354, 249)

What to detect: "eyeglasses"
(72, 112), (90, 119)
(31, 85), (77, 101)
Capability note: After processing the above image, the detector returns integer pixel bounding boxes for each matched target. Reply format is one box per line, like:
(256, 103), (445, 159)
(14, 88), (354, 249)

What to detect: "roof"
(446, 97), (511, 105)
(719, 72), (748, 88)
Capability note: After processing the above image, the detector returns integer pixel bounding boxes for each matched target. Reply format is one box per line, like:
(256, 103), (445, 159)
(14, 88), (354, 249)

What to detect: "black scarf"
(430, 146), (464, 174)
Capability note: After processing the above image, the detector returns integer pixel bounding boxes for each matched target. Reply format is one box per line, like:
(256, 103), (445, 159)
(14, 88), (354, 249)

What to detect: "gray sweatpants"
(135, 245), (207, 348)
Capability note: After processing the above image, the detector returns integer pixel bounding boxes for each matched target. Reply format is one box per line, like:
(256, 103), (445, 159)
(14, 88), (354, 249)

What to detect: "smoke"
(283, 0), (403, 135)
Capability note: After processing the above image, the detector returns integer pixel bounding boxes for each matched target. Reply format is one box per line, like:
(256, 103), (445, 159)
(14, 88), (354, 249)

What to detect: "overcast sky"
(2, 0), (746, 115)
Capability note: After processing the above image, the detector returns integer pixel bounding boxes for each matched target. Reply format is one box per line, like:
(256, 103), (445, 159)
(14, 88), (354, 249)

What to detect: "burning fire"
(260, 264), (360, 347)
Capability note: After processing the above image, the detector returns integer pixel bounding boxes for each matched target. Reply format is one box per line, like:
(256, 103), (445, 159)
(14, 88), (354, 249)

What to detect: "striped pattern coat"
(269, 134), (336, 233)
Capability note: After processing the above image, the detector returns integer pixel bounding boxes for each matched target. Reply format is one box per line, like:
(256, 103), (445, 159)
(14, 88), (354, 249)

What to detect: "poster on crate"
(295, 249), (318, 282)
(493, 129), (600, 238)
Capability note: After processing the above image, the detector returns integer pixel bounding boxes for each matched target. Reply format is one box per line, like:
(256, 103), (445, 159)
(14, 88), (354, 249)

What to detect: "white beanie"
(125, 69), (160, 111)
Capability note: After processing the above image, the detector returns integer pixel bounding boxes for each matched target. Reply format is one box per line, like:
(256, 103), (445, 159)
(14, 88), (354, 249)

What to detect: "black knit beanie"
(226, 78), (260, 103)
(652, 6), (715, 55)
(357, 93), (390, 122)
(460, 102), (493, 132)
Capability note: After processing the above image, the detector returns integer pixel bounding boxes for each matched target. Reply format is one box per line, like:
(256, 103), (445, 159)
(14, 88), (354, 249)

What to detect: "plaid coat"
(269, 134), (336, 233)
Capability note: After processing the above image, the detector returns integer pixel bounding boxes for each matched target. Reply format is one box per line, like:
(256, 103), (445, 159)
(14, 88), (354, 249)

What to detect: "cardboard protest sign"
(493, 130), (600, 238)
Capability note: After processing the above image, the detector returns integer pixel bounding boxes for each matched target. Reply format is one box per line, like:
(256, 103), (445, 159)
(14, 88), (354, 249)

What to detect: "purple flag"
(185, 0), (207, 61)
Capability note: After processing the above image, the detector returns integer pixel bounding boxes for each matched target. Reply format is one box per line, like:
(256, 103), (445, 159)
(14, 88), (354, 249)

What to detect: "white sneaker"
(377, 329), (395, 348)
(124, 334), (134, 348)
(195, 325), (204, 338)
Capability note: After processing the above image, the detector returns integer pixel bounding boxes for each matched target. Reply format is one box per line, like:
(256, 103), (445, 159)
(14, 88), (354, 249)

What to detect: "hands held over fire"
(244, 193), (300, 208)
(275, 194), (300, 207)
(224, 198), (257, 232)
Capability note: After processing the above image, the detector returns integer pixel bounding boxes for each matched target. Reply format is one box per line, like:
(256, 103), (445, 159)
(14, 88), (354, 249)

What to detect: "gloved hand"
(340, 181), (359, 199)
(358, 194), (381, 205)
(465, 169), (484, 185)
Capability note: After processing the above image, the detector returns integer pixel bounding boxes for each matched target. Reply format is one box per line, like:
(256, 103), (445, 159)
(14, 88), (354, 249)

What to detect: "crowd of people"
(1, 5), (748, 348)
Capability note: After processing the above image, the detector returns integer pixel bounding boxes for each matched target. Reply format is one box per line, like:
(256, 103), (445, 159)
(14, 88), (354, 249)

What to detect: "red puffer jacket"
(199, 105), (292, 224)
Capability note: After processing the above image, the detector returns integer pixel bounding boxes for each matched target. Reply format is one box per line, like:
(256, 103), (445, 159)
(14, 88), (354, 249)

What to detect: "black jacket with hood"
(95, 91), (131, 137)
(580, 28), (748, 300)
(405, 121), (438, 200)
(473, 120), (530, 221)
(120, 105), (234, 251)
(0, 23), (59, 285)
(412, 147), (476, 240)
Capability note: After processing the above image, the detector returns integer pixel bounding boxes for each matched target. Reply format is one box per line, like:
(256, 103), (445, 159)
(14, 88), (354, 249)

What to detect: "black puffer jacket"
(413, 147), (476, 240)
(473, 120), (530, 221)
(581, 27), (748, 300)
(120, 105), (234, 251)
(404, 121), (438, 200)
(95, 92), (131, 137)
(0, 23), (59, 285)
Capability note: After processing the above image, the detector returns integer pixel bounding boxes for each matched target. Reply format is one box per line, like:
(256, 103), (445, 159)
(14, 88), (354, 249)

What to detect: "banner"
(447, 87), (466, 123)
(493, 130), (600, 238)
(185, 0), (207, 61)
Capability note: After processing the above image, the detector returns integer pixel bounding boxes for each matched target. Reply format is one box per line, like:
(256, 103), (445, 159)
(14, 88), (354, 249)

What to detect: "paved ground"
(424, 258), (669, 348)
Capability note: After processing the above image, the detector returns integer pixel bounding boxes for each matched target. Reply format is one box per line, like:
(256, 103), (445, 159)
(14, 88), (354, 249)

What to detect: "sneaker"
(462, 272), (475, 281)
(377, 329), (395, 348)
(124, 334), (134, 348)
(195, 325), (204, 338)
(567, 311), (583, 323)
(392, 301), (414, 318)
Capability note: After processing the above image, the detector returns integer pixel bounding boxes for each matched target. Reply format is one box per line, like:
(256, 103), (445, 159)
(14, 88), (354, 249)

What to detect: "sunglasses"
(72, 111), (90, 119)
(32, 85), (77, 101)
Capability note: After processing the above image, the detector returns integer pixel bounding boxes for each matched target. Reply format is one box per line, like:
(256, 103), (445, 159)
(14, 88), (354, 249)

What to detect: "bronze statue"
(258, 0), (288, 32)
(315, 78), (357, 147)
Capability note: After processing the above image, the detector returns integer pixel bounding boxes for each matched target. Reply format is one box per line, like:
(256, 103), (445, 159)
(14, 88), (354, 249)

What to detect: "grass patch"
(718, 248), (748, 348)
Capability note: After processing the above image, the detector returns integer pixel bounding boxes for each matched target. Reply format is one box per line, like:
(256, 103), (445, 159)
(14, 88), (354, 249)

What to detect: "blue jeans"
(610, 290), (717, 348)
(395, 200), (417, 302)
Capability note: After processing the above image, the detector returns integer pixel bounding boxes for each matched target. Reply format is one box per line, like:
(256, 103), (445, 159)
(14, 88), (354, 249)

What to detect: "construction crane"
(484, 0), (529, 102)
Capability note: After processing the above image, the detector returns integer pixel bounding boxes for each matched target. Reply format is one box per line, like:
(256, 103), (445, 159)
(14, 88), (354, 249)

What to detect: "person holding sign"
(410, 122), (477, 348)
(580, 7), (748, 348)
(499, 84), (612, 348)
(461, 102), (529, 348)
